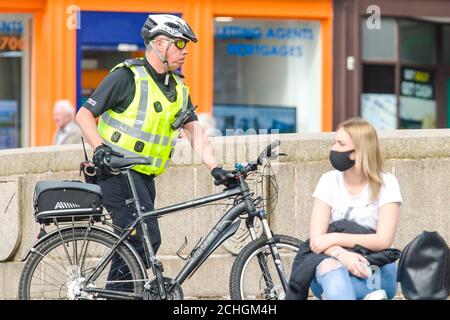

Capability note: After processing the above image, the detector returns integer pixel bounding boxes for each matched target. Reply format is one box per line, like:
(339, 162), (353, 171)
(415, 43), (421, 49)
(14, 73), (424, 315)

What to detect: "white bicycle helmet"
(141, 14), (198, 45)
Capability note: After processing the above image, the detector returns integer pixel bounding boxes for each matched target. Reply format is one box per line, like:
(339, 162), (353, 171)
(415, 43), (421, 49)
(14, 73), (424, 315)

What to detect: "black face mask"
(329, 150), (355, 172)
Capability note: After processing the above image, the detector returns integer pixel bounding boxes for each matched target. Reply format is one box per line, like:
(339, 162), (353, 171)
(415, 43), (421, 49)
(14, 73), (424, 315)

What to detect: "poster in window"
(361, 94), (397, 130)
(0, 100), (19, 149)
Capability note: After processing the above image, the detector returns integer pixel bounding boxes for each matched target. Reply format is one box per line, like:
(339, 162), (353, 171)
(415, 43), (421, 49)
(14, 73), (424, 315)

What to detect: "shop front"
(0, 0), (333, 147)
(334, 0), (450, 130)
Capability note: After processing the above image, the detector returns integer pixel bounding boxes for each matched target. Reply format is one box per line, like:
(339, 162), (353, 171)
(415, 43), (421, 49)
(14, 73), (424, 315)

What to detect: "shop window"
(213, 18), (322, 134)
(363, 65), (395, 93)
(81, 50), (143, 106)
(400, 20), (436, 65)
(360, 18), (441, 130)
(361, 65), (397, 130)
(0, 14), (31, 149)
(77, 11), (149, 107)
(362, 18), (396, 61)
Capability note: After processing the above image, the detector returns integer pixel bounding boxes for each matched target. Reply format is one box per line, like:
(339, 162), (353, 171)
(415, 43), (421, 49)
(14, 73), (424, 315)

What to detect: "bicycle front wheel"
(18, 228), (146, 300)
(229, 234), (302, 300)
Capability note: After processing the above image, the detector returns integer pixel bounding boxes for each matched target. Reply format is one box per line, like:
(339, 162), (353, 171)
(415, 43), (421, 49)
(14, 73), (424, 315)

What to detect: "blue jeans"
(310, 260), (398, 300)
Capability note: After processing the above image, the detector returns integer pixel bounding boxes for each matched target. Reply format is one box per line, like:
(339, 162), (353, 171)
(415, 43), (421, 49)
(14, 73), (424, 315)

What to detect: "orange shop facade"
(0, 0), (333, 148)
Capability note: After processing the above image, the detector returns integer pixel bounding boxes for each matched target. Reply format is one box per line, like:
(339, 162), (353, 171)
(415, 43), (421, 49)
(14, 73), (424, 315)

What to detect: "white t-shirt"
(312, 170), (402, 230)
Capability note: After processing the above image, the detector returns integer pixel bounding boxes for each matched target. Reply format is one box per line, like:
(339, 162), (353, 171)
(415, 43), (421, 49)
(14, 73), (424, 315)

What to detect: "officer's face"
(154, 36), (189, 71)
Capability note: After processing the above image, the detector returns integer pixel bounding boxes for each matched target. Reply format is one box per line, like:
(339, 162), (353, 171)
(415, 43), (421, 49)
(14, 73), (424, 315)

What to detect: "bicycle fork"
(250, 209), (289, 299)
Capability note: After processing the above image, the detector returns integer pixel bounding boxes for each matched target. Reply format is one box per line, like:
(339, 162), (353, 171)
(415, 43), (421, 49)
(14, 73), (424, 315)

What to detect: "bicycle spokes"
(22, 229), (145, 300)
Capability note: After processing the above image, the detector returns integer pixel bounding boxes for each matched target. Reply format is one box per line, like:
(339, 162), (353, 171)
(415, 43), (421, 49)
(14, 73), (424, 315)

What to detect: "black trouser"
(97, 170), (161, 292)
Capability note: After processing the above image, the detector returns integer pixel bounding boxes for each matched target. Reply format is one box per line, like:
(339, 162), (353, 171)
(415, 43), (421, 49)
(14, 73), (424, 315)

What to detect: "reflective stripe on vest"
(134, 66), (148, 130)
(101, 112), (177, 147)
(97, 62), (187, 176)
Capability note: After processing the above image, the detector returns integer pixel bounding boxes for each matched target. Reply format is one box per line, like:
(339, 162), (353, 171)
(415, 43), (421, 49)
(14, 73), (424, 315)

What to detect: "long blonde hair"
(337, 117), (384, 202)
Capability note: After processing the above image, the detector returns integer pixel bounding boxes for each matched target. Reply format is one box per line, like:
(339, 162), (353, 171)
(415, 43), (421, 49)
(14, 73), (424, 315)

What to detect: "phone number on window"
(0, 36), (24, 52)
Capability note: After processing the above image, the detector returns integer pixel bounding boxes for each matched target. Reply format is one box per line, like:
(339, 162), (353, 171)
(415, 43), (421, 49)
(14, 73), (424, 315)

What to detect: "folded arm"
(310, 201), (400, 253)
(328, 203), (400, 251)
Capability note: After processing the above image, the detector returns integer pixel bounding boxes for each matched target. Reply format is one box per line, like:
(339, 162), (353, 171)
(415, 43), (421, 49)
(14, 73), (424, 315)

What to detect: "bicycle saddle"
(106, 156), (152, 169)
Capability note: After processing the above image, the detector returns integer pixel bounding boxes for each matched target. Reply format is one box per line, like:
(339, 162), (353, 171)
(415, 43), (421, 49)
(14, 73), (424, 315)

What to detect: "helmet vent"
(166, 22), (180, 29)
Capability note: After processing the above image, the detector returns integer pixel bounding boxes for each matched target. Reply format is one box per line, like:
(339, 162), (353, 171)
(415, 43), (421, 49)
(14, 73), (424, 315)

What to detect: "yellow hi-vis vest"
(97, 58), (189, 176)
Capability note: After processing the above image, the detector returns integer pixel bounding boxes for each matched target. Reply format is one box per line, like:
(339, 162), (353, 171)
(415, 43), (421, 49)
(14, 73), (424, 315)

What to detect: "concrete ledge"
(1, 129), (449, 177)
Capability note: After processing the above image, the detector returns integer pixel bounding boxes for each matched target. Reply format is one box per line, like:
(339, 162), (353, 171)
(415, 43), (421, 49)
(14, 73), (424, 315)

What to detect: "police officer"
(75, 14), (235, 290)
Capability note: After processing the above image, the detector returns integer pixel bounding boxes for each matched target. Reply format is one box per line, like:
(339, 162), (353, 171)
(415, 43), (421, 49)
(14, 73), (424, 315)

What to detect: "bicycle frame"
(83, 169), (261, 299)
(19, 140), (292, 300)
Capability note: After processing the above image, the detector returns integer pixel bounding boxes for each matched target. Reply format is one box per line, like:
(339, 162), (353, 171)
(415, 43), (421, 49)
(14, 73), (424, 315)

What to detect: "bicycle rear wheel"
(229, 234), (302, 300)
(18, 228), (145, 300)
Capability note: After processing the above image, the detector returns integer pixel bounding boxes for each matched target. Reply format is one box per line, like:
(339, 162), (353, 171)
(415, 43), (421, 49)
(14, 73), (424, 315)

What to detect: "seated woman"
(308, 117), (402, 300)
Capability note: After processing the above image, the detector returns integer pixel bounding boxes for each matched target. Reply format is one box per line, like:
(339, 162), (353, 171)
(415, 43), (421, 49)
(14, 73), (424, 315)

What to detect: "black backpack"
(397, 231), (450, 300)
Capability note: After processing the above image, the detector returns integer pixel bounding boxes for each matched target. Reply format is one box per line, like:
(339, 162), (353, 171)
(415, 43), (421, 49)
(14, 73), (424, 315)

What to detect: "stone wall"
(0, 129), (449, 299)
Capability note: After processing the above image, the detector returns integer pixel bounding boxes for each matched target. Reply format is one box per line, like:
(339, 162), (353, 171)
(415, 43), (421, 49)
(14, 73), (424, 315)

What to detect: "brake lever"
(247, 161), (258, 172)
(266, 151), (279, 161)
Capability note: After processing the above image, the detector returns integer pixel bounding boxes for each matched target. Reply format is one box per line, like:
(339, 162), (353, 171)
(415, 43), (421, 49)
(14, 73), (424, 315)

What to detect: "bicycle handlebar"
(257, 139), (281, 165)
(213, 140), (283, 187)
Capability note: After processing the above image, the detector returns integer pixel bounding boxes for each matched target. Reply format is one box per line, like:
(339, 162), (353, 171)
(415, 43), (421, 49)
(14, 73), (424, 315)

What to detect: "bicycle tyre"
(229, 234), (302, 300)
(18, 228), (145, 300)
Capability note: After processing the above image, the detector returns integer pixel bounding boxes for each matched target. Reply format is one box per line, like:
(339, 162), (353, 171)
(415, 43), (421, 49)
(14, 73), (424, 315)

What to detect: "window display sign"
(0, 19), (24, 52)
(215, 25), (314, 58)
(399, 68), (436, 129)
(400, 68), (434, 100)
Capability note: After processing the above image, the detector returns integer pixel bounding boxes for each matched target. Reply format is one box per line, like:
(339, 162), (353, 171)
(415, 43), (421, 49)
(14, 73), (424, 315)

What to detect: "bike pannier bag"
(33, 181), (103, 224)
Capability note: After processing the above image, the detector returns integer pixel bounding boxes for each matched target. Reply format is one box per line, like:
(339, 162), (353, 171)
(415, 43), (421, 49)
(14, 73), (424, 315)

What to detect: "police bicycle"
(18, 140), (302, 300)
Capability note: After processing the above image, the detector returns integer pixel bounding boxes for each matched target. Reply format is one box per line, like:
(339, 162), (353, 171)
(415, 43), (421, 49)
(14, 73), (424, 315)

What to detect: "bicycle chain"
(103, 279), (147, 283)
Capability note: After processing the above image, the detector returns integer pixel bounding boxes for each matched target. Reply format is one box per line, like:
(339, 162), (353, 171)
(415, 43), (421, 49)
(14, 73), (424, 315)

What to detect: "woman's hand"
(336, 251), (371, 278)
(310, 234), (336, 254)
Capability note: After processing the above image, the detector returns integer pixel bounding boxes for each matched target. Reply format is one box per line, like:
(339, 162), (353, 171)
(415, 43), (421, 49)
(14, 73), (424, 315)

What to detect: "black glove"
(211, 167), (238, 189)
(93, 144), (123, 178)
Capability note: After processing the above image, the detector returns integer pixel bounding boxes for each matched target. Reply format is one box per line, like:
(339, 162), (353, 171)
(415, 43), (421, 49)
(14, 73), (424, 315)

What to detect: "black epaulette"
(171, 70), (185, 78)
(123, 58), (145, 68)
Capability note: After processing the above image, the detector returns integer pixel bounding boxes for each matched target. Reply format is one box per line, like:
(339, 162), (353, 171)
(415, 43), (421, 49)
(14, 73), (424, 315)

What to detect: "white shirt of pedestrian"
(312, 170), (402, 230)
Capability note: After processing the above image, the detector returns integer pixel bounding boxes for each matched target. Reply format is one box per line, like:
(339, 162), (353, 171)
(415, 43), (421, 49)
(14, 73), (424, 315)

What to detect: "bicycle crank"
(143, 277), (183, 300)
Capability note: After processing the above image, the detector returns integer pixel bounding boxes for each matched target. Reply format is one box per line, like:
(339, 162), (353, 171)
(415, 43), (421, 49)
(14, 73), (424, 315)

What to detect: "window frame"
(361, 17), (443, 129)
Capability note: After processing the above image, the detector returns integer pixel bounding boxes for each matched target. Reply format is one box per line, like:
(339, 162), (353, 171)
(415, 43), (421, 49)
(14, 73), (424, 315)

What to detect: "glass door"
(0, 14), (31, 149)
